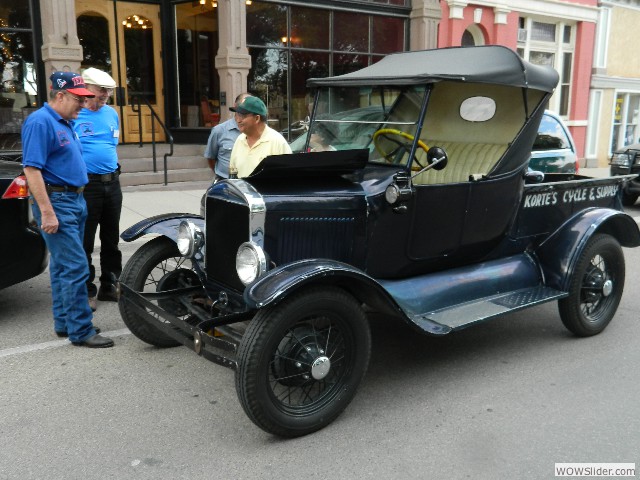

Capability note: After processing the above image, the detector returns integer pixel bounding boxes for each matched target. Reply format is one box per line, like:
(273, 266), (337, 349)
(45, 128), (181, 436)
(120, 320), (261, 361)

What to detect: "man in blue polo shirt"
(21, 71), (114, 348)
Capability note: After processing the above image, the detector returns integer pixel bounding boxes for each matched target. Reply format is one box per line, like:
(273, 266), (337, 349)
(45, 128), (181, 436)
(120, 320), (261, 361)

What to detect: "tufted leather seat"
(412, 141), (506, 185)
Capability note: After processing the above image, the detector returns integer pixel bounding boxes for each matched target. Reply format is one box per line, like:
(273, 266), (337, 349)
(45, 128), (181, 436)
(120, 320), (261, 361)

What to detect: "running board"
(409, 286), (568, 335)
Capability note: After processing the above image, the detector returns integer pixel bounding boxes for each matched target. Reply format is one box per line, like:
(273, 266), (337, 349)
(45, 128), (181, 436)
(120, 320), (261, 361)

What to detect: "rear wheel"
(119, 236), (200, 347)
(621, 191), (638, 207)
(235, 286), (371, 437)
(558, 234), (625, 336)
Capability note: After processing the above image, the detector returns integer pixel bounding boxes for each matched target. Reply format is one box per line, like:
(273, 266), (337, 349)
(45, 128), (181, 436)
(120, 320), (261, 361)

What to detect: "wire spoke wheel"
(558, 234), (625, 336)
(119, 236), (200, 347)
(236, 286), (371, 437)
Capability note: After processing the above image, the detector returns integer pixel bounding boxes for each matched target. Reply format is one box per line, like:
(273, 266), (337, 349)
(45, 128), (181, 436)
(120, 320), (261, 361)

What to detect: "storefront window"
(246, 3), (287, 47)
(247, 1), (408, 139)
(611, 93), (640, 151)
(175, 2), (219, 127)
(249, 47), (288, 131)
(1, 0), (37, 145)
(372, 16), (405, 54)
(334, 11), (368, 52)
(291, 6), (329, 49)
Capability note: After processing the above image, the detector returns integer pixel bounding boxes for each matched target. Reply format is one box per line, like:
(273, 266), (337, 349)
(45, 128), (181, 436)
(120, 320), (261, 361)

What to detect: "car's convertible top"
(308, 45), (558, 93)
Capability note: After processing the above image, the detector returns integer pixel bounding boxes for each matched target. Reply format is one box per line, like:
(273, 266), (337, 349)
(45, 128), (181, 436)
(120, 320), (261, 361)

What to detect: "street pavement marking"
(0, 328), (131, 358)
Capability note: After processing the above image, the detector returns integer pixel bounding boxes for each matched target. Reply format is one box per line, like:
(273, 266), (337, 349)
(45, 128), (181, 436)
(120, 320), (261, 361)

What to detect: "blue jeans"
(32, 192), (97, 342)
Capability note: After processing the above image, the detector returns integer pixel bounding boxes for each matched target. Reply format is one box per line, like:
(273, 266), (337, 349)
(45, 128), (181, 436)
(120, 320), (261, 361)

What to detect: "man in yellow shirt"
(229, 97), (291, 177)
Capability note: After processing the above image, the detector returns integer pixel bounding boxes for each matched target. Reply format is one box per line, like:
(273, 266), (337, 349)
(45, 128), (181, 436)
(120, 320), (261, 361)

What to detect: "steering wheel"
(372, 129), (430, 170)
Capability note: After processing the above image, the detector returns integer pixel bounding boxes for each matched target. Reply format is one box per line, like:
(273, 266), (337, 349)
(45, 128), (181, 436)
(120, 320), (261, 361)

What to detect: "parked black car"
(118, 46), (640, 437)
(610, 143), (640, 206)
(0, 155), (48, 290)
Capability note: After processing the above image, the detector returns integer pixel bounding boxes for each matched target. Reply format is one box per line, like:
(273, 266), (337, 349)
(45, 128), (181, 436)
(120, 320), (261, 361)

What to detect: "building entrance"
(76, 0), (165, 143)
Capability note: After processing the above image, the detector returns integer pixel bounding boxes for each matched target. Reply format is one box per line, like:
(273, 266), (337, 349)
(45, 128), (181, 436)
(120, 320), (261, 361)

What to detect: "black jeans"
(82, 177), (123, 297)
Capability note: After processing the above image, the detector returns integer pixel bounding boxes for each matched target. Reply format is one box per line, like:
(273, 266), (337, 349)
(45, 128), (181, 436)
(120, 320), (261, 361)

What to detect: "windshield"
(292, 86), (427, 166)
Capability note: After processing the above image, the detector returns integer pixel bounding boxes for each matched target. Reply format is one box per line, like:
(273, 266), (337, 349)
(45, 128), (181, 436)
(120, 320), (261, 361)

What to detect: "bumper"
(119, 282), (253, 370)
(610, 167), (640, 193)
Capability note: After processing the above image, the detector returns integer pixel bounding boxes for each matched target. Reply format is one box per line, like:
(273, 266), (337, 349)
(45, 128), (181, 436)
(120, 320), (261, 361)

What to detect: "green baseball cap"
(230, 96), (268, 117)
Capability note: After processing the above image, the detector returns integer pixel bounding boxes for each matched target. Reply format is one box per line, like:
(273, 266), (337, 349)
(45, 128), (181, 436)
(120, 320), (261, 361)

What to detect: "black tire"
(119, 236), (199, 347)
(621, 191), (638, 207)
(558, 234), (625, 337)
(235, 286), (371, 437)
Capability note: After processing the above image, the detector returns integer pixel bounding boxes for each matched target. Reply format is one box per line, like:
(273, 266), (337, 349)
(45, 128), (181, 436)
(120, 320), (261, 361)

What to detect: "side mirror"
(524, 168), (545, 183)
(427, 147), (448, 170)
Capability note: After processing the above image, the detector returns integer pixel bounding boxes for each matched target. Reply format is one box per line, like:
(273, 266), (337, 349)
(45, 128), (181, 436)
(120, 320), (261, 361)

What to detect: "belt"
(46, 184), (85, 194)
(88, 171), (120, 183)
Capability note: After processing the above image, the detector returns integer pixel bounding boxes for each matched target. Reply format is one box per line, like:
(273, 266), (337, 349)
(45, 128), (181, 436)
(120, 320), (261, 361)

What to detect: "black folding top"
(308, 45), (558, 93)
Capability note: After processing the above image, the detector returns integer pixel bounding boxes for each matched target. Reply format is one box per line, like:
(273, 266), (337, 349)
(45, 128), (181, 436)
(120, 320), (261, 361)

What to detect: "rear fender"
(120, 213), (204, 243)
(536, 208), (640, 291)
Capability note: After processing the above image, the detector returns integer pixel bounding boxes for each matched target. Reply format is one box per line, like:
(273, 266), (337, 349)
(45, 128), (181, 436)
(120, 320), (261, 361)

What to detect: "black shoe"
(72, 334), (114, 348)
(97, 283), (118, 302)
(56, 327), (101, 338)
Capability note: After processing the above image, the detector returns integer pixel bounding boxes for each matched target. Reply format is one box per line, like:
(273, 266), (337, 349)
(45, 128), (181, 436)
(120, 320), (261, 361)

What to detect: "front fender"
(536, 208), (640, 291)
(121, 213), (205, 243)
(244, 259), (404, 315)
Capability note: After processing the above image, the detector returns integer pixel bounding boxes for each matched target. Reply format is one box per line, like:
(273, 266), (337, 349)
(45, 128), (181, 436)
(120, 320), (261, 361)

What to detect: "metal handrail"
(131, 96), (174, 185)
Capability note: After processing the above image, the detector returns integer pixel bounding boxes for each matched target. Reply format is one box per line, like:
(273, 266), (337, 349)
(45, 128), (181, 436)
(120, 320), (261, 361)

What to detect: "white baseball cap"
(81, 67), (117, 88)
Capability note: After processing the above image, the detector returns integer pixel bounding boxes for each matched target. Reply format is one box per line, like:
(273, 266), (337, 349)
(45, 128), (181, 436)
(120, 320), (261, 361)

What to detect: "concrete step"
(120, 167), (214, 187)
(116, 143), (209, 189)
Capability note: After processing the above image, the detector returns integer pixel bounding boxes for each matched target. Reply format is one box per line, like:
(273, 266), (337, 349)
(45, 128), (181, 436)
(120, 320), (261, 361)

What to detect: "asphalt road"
(1, 208), (640, 480)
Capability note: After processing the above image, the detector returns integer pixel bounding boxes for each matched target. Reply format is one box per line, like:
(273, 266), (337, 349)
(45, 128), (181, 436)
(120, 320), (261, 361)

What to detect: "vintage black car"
(119, 46), (640, 437)
(610, 143), (640, 206)
(0, 155), (48, 290)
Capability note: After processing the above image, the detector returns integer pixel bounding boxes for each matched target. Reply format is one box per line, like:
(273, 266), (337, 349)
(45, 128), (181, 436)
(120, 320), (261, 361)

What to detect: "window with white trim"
(611, 93), (640, 152)
(517, 17), (574, 116)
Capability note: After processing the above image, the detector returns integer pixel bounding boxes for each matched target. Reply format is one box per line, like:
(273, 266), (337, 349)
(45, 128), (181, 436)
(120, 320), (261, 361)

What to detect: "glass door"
(76, 0), (164, 143)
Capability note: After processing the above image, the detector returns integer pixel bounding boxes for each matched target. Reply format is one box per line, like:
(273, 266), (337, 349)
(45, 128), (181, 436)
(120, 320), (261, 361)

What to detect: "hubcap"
(311, 356), (331, 380)
(602, 279), (613, 297)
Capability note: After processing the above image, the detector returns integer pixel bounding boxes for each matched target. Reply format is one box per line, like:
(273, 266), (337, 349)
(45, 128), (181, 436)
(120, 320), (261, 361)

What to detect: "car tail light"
(1, 175), (29, 199)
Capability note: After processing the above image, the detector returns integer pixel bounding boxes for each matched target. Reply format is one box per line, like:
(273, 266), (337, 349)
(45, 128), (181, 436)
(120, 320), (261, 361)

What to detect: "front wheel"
(235, 286), (371, 437)
(558, 234), (625, 336)
(119, 236), (200, 347)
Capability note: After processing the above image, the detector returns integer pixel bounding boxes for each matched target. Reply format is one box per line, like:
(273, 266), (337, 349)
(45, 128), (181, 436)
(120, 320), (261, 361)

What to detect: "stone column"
(39, 0), (83, 81)
(215, 0), (252, 119)
(410, 0), (442, 51)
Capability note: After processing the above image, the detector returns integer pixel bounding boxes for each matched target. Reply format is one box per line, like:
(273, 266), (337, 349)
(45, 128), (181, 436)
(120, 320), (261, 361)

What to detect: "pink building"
(436, 1), (598, 163)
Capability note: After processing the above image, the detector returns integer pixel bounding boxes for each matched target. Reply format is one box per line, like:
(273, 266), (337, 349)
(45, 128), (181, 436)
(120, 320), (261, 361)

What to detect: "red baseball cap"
(49, 71), (95, 97)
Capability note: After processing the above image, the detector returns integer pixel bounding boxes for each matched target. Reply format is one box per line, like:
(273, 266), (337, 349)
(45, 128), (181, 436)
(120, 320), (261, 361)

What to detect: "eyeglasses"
(63, 92), (87, 104)
(88, 85), (114, 96)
